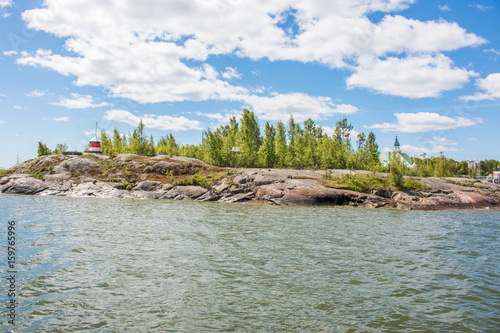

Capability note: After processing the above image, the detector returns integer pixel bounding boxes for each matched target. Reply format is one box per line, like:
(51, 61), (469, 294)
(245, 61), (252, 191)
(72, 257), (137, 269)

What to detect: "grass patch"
(322, 173), (430, 193)
(106, 177), (122, 183)
(0, 169), (11, 178)
(81, 154), (99, 162)
(171, 173), (215, 189)
(445, 179), (480, 188)
(30, 171), (45, 180)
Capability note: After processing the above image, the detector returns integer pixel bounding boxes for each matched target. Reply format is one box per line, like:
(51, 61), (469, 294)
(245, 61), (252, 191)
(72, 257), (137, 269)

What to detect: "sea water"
(0, 194), (499, 332)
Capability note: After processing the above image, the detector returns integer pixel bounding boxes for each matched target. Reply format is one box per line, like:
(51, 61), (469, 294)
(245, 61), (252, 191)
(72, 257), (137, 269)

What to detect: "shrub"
(191, 174), (210, 188)
(0, 169), (10, 178)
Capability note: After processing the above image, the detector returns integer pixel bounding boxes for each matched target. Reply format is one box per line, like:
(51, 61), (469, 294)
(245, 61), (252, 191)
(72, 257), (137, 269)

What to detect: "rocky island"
(1, 153), (499, 210)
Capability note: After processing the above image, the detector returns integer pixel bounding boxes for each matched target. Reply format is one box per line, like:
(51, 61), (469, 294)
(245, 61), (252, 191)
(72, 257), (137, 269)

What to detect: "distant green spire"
(394, 136), (400, 147)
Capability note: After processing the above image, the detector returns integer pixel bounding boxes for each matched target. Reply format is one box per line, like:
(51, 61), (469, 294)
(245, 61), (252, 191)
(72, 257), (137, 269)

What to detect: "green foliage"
(0, 169), (11, 177)
(53, 143), (68, 154)
(445, 179), (480, 187)
(190, 174), (212, 188)
(389, 152), (406, 188)
(37, 141), (51, 157)
(323, 173), (429, 193)
(30, 171), (45, 180)
(80, 111), (384, 172)
(81, 154), (99, 162)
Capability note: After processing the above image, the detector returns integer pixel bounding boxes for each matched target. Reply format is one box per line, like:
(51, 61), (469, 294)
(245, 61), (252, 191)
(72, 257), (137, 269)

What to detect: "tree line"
(35, 109), (498, 177)
(97, 110), (381, 171)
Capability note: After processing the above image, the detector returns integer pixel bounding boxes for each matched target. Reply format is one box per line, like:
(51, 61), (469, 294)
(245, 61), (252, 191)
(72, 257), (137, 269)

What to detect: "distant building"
(86, 122), (102, 154)
(380, 136), (415, 168)
(89, 135), (101, 153)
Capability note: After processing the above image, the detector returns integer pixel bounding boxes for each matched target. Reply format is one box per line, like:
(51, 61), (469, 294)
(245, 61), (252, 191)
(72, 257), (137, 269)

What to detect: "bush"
(191, 174), (210, 188)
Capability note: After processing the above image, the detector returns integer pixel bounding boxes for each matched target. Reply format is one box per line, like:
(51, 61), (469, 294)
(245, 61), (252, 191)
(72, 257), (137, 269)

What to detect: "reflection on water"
(0, 194), (499, 332)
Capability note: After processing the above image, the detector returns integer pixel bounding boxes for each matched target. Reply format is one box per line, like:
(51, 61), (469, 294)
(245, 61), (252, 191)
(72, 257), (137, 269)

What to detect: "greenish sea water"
(1, 194), (499, 332)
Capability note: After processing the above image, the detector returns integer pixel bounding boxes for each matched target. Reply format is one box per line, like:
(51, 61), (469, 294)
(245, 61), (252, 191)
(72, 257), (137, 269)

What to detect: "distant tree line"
(35, 109), (499, 177)
(37, 142), (68, 156)
(97, 110), (381, 171)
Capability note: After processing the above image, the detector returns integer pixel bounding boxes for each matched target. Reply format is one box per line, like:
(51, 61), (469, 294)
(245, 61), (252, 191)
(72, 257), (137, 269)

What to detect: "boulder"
(44, 173), (72, 184)
(63, 157), (101, 174)
(151, 161), (183, 173)
(0, 177), (49, 195)
(114, 154), (138, 162)
(133, 180), (162, 191)
(160, 186), (208, 200)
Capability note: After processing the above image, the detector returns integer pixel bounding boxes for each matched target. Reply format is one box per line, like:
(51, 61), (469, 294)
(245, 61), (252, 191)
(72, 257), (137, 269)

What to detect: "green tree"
(128, 120), (149, 154)
(274, 121), (287, 168)
(112, 128), (125, 154)
(389, 152), (405, 188)
(287, 116), (301, 167)
(300, 118), (323, 168)
(37, 141), (51, 157)
(237, 110), (261, 167)
(100, 130), (113, 155)
(53, 143), (69, 154)
(257, 122), (276, 167)
(157, 134), (179, 156)
(203, 128), (224, 165)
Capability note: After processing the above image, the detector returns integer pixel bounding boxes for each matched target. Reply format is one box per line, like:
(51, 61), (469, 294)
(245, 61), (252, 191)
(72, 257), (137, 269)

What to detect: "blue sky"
(0, 0), (499, 168)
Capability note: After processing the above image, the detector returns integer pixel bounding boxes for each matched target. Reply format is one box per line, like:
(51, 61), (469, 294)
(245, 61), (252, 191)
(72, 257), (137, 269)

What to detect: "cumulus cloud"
(242, 93), (358, 122)
(347, 54), (476, 98)
(14, 0), (486, 106)
(366, 112), (481, 133)
(3, 50), (17, 56)
(0, 0), (12, 8)
(460, 73), (500, 101)
(104, 110), (203, 131)
(53, 116), (69, 121)
(52, 93), (109, 109)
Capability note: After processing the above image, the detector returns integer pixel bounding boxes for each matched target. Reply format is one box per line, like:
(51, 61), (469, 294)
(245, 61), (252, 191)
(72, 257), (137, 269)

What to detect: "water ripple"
(1, 195), (499, 332)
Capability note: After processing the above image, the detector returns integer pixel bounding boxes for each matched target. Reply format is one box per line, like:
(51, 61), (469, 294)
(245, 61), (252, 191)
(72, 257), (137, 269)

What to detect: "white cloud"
(242, 93), (358, 122)
(26, 90), (45, 97)
(438, 4), (451, 11)
(222, 67), (242, 80)
(347, 54), (476, 98)
(13, 105), (21, 109)
(460, 73), (500, 101)
(323, 126), (360, 140)
(484, 48), (500, 56)
(385, 136), (459, 154)
(15, 0), (486, 104)
(52, 93), (109, 109)
(196, 110), (243, 124)
(104, 110), (203, 131)
(0, 0), (12, 8)
(468, 137), (478, 142)
(0, 120), (4, 124)
(470, 3), (492, 11)
(366, 112), (481, 133)
(53, 116), (69, 122)
(3, 50), (17, 56)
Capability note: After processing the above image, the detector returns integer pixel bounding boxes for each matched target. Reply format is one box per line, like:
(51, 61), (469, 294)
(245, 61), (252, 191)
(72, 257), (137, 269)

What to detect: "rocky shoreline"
(1, 153), (499, 210)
